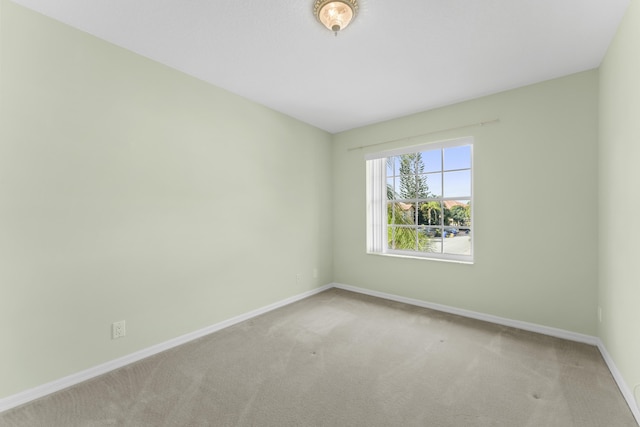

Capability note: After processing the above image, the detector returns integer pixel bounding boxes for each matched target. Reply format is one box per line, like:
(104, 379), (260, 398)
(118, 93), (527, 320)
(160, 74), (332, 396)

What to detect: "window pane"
(444, 145), (471, 170)
(443, 170), (471, 197)
(392, 156), (401, 176)
(443, 227), (471, 256)
(424, 172), (442, 198)
(418, 201), (442, 226)
(421, 150), (442, 173)
(386, 158), (395, 177)
(396, 154), (429, 199)
(416, 227), (433, 251)
(386, 177), (395, 200)
(389, 226), (417, 251)
(419, 228), (442, 254)
(388, 202), (416, 225)
(444, 200), (471, 227)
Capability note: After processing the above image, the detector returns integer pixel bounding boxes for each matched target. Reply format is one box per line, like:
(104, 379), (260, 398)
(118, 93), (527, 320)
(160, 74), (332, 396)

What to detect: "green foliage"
(386, 154), (438, 252)
(388, 227), (431, 251)
(449, 204), (471, 226)
(386, 184), (395, 200)
(398, 153), (429, 199)
(387, 202), (431, 251)
(419, 201), (441, 225)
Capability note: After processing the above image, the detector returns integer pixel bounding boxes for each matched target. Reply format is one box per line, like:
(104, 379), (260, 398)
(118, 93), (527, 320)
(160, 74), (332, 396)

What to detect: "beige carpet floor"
(1, 288), (637, 426)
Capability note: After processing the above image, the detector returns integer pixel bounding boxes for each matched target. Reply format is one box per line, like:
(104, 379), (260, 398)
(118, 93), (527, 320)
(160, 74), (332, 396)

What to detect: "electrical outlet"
(313, 268), (318, 279)
(112, 320), (126, 339)
(296, 273), (302, 284)
(597, 307), (602, 323)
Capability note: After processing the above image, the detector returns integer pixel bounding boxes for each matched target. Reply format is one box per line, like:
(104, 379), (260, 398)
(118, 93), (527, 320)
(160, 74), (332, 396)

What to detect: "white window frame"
(366, 136), (474, 263)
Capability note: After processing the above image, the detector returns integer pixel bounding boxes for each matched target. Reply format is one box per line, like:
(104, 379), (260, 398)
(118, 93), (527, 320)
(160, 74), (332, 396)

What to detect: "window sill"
(366, 251), (474, 265)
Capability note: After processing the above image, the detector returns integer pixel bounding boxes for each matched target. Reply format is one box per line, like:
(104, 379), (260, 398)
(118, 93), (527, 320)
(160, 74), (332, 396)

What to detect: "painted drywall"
(0, 0), (333, 399)
(332, 71), (599, 335)
(599, 0), (640, 407)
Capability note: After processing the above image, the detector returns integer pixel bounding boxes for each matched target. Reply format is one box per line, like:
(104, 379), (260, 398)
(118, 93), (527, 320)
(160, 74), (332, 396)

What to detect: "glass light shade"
(315, 0), (358, 33)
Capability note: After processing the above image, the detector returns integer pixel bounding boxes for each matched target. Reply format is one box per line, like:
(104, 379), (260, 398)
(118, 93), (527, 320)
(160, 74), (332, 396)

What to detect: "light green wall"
(0, 0), (333, 398)
(599, 0), (640, 407)
(2, 0), (634, 407)
(333, 71), (599, 335)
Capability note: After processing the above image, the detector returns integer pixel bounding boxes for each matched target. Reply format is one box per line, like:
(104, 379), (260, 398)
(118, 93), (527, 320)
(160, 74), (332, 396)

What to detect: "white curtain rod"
(346, 118), (500, 152)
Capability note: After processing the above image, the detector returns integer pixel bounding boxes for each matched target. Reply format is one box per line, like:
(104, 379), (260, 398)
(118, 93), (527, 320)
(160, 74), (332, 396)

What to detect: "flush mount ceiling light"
(313, 0), (359, 36)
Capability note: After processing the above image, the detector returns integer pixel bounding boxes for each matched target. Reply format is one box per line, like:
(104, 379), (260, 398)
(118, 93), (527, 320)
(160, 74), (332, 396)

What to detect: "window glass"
(444, 145), (471, 170)
(421, 150), (442, 173)
(366, 137), (473, 262)
(443, 170), (471, 198)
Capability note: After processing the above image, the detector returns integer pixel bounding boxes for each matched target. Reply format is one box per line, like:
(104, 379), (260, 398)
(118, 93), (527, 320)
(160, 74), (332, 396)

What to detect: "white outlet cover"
(112, 321), (126, 339)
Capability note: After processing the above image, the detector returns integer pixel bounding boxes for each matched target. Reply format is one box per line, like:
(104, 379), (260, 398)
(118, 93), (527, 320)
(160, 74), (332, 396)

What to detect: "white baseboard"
(0, 284), (333, 414)
(597, 340), (640, 425)
(332, 282), (640, 426)
(332, 283), (599, 344)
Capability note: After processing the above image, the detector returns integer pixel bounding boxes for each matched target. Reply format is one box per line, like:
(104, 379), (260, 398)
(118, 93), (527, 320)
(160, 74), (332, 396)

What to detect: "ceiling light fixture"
(313, 0), (359, 36)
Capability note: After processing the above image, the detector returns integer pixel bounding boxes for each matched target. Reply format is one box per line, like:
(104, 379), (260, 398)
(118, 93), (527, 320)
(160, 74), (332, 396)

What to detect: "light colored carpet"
(1, 288), (637, 426)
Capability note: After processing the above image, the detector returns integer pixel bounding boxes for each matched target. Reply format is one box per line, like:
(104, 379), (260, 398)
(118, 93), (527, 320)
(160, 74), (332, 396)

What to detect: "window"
(366, 137), (473, 263)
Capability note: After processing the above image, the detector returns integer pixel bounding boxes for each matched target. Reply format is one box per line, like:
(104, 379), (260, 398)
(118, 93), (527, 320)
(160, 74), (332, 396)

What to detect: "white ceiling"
(10, 0), (630, 133)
